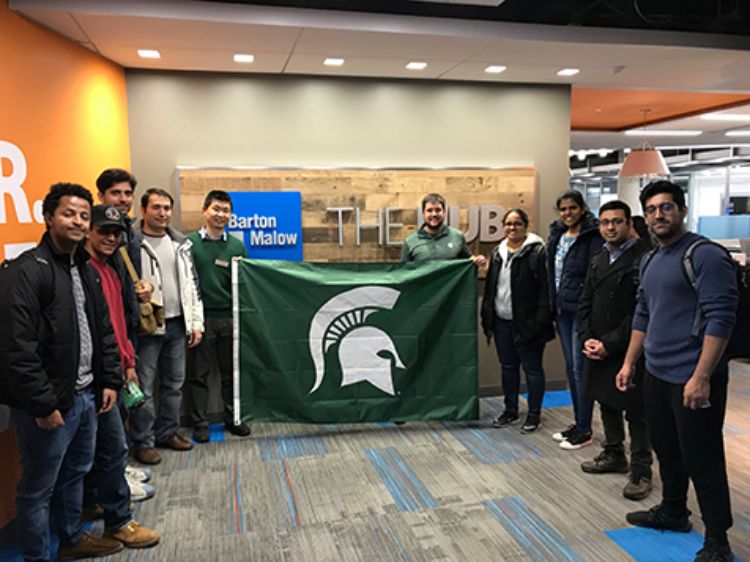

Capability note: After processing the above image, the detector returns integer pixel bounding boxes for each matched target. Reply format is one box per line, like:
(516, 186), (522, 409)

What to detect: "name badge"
(214, 258), (230, 268)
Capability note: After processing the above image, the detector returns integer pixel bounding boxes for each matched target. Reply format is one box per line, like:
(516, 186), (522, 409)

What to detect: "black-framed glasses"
(503, 221), (525, 228)
(644, 202), (678, 216)
(600, 218), (626, 227)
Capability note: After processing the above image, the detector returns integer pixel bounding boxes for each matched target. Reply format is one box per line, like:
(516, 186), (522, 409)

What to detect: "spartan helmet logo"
(308, 286), (406, 396)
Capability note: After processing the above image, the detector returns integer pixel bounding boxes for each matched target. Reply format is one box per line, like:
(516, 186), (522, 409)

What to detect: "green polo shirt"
(188, 230), (247, 318)
(400, 225), (470, 263)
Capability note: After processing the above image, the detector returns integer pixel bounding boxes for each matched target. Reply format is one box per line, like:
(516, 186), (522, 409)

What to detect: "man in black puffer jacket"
(0, 183), (124, 562)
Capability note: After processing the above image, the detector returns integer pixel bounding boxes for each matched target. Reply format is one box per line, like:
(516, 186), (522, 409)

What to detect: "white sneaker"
(126, 473), (155, 502)
(125, 465), (152, 483)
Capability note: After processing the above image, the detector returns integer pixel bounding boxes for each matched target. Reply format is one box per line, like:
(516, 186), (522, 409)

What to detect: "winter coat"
(481, 233), (555, 345)
(576, 238), (649, 410)
(0, 233), (122, 417)
(136, 223), (204, 336)
(546, 212), (604, 315)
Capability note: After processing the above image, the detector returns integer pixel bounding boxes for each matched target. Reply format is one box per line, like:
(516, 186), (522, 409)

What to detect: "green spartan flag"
(232, 258), (479, 423)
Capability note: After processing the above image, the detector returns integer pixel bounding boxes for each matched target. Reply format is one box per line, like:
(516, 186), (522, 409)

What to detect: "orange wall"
(0, 1), (131, 528)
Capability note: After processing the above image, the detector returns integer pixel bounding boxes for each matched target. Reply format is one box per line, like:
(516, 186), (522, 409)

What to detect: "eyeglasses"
(600, 218), (626, 227)
(503, 222), (525, 228)
(643, 202), (678, 216)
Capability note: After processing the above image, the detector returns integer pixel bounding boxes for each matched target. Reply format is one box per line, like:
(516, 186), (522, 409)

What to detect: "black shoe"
(552, 423), (576, 442)
(626, 503), (692, 532)
(225, 422), (251, 437)
(520, 415), (541, 433)
(492, 411), (519, 428)
(694, 537), (733, 562)
(193, 425), (210, 443)
(623, 473), (653, 501)
(559, 428), (592, 450)
(581, 450), (629, 474)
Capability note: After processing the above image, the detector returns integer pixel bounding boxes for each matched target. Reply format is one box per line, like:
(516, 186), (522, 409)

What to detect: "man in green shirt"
(187, 191), (249, 443)
(401, 193), (487, 267)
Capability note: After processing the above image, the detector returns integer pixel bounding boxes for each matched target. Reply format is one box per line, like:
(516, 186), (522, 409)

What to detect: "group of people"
(480, 182), (738, 562)
(0, 170), (248, 561)
(0, 176), (738, 562)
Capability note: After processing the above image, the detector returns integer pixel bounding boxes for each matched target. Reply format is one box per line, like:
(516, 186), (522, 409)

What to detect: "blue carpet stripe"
(209, 422), (225, 442)
(605, 527), (742, 561)
(269, 458), (302, 527)
(520, 389), (574, 409)
(365, 447), (438, 512)
(485, 497), (583, 562)
(259, 433), (328, 461)
(445, 424), (543, 464)
(226, 463), (247, 534)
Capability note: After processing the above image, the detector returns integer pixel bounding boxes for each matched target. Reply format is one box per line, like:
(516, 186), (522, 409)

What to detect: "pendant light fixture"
(620, 108), (670, 178)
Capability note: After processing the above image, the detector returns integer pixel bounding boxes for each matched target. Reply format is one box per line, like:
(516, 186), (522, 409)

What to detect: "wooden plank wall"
(179, 168), (537, 262)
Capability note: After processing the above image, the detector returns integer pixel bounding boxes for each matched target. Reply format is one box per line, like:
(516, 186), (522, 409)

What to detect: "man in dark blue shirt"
(616, 180), (738, 562)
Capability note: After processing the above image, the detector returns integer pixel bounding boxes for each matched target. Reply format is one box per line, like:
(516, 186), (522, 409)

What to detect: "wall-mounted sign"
(227, 191), (302, 261)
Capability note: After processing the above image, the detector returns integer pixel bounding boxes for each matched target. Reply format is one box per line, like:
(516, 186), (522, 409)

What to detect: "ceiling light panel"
(137, 49), (161, 59)
(624, 130), (702, 137)
(406, 61), (428, 70)
(701, 113), (750, 122)
(324, 57), (345, 66)
(557, 68), (580, 76)
(484, 65), (507, 74)
(233, 53), (254, 63)
(726, 131), (750, 137)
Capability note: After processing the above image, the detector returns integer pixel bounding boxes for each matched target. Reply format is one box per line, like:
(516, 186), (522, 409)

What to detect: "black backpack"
(641, 236), (750, 360)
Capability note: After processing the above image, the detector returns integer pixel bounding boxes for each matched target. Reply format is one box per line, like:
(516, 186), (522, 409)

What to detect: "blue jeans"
(130, 317), (187, 448)
(83, 395), (131, 529)
(12, 391), (97, 562)
(492, 318), (546, 417)
(555, 311), (593, 432)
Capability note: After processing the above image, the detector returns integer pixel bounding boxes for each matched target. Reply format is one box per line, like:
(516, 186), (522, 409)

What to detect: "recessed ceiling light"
(484, 65), (507, 74)
(233, 53), (255, 64)
(701, 113), (750, 122)
(726, 130), (750, 137)
(137, 49), (161, 59)
(557, 68), (580, 77)
(624, 129), (702, 137)
(324, 58), (345, 66)
(406, 61), (428, 70)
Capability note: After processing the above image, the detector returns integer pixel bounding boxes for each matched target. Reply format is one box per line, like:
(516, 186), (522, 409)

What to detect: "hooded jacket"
(481, 233), (555, 345)
(546, 212), (604, 316)
(136, 223), (204, 336)
(0, 233), (122, 417)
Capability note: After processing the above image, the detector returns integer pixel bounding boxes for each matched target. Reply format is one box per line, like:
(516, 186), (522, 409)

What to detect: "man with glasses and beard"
(616, 180), (738, 562)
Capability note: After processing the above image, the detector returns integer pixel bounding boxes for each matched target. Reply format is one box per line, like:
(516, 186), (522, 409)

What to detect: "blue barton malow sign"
(227, 191), (302, 261)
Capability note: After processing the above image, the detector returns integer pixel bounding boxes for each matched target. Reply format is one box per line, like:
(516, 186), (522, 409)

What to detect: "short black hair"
(96, 168), (137, 194)
(502, 208), (530, 226)
(599, 200), (632, 220)
(421, 193), (446, 211)
(639, 180), (686, 210)
(203, 190), (233, 211)
(140, 187), (174, 209)
(42, 183), (93, 224)
(556, 190), (588, 212)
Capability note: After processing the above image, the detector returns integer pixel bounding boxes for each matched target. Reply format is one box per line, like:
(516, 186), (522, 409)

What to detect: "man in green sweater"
(187, 190), (250, 443)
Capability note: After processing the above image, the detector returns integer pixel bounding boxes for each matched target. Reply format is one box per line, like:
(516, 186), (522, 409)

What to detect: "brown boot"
(134, 447), (162, 465)
(105, 520), (160, 548)
(57, 531), (124, 560)
(157, 433), (193, 451)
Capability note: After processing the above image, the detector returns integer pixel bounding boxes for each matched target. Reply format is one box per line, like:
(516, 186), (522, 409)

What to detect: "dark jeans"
(599, 401), (652, 477)
(188, 316), (235, 427)
(83, 395), (132, 529)
(555, 311), (594, 432)
(131, 316), (187, 448)
(643, 365), (732, 533)
(492, 318), (546, 416)
(12, 391), (97, 562)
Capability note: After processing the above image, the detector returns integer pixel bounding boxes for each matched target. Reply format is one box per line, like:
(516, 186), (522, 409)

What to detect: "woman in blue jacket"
(547, 191), (603, 450)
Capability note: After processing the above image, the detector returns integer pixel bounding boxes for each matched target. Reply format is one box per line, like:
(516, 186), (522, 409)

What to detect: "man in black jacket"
(0, 183), (124, 561)
(576, 200), (653, 500)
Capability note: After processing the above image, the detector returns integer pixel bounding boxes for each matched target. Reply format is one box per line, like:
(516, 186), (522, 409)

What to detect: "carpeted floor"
(3, 372), (749, 561)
